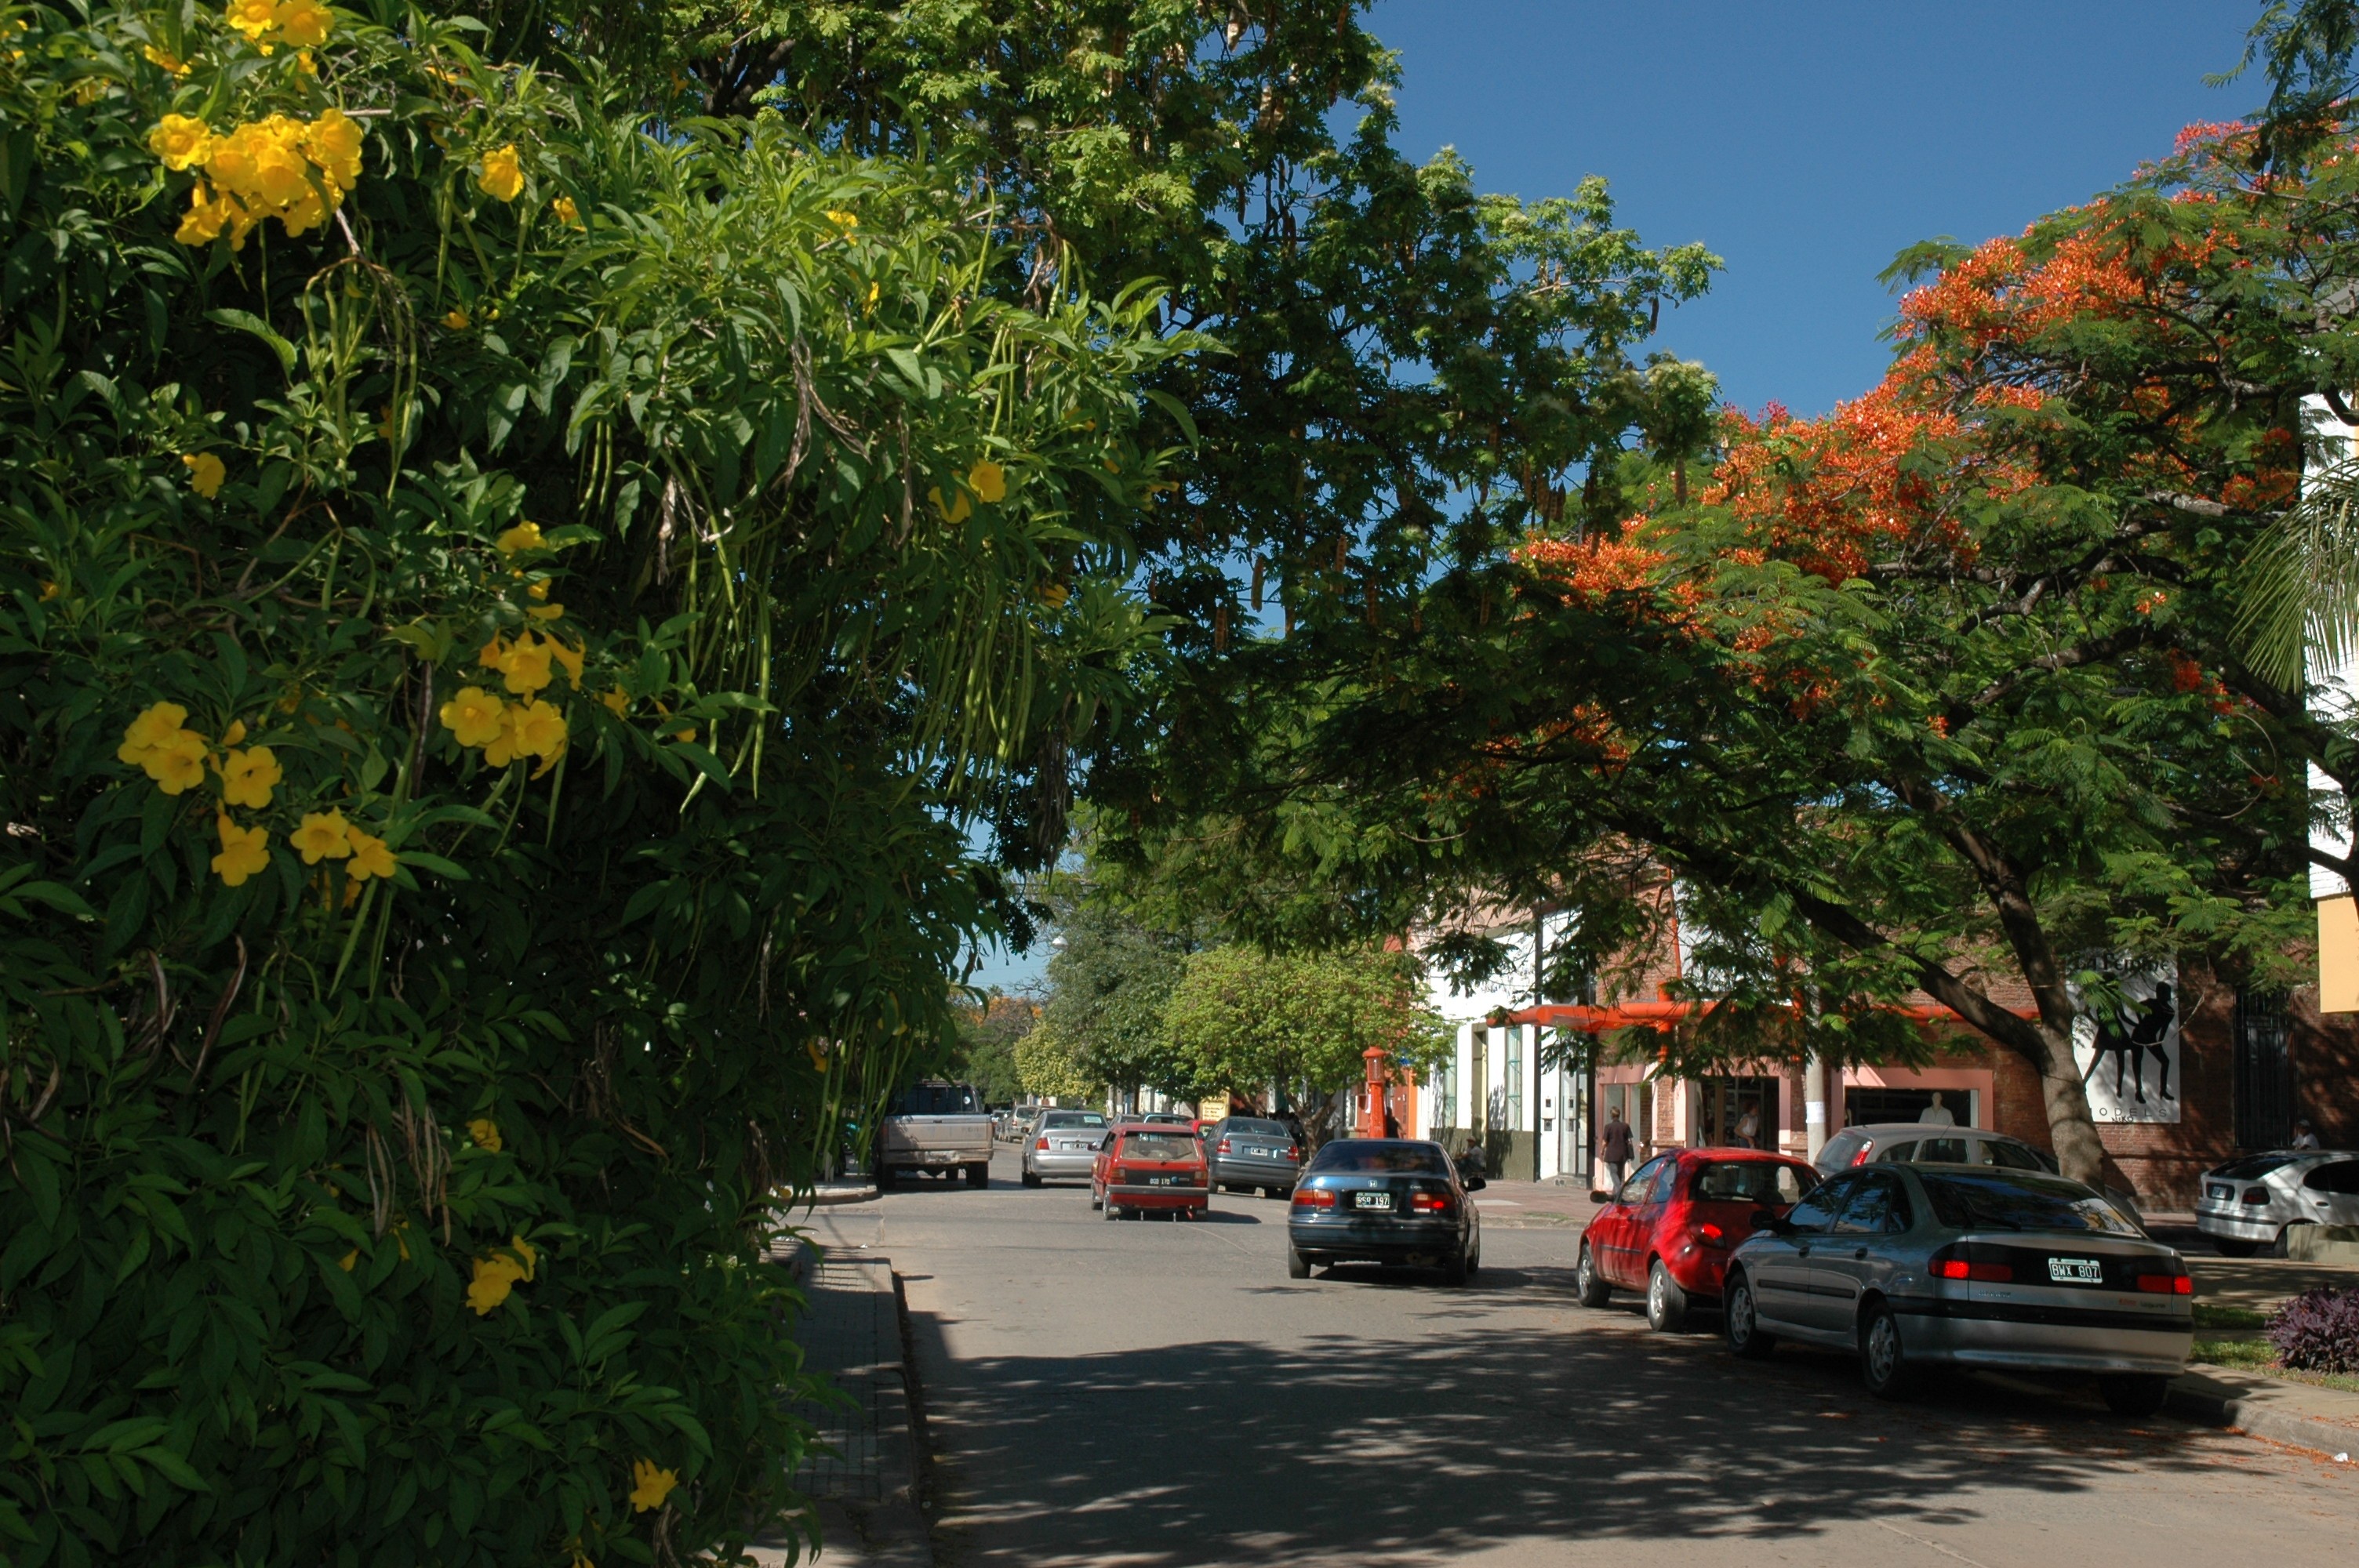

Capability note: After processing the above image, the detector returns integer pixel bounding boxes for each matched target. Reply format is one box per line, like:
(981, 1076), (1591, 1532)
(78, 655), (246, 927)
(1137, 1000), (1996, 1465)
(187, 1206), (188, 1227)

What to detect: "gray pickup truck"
(878, 1080), (994, 1188)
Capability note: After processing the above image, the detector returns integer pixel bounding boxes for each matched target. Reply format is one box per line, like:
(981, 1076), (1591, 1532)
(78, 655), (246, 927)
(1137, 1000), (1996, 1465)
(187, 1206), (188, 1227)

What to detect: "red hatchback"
(1579, 1148), (1819, 1330)
(1092, 1125), (1212, 1220)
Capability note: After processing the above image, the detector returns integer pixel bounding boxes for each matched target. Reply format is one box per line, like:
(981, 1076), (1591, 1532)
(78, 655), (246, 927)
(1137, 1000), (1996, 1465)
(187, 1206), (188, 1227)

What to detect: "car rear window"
(1121, 1134), (1200, 1161)
(1689, 1160), (1816, 1205)
(1226, 1119), (1289, 1137)
(1917, 1171), (2142, 1237)
(892, 1083), (980, 1116)
(1819, 1131), (1866, 1167)
(1307, 1142), (1450, 1174)
(1041, 1111), (1109, 1129)
(2212, 1153), (2298, 1180)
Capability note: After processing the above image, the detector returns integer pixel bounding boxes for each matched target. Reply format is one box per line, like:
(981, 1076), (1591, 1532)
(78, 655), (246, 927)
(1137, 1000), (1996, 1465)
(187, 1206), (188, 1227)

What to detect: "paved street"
(867, 1149), (2359, 1568)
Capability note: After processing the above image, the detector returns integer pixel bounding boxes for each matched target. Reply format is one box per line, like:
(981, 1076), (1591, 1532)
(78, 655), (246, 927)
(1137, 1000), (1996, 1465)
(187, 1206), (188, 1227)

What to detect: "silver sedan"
(1021, 1110), (1111, 1187)
(1722, 1163), (2192, 1416)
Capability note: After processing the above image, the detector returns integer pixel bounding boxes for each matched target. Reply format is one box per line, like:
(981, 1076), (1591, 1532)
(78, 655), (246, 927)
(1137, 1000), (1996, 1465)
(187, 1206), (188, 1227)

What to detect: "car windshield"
(1121, 1134), (1200, 1161)
(1689, 1160), (1815, 1205)
(1308, 1142), (1450, 1175)
(1041, 1112), (1109, 1130)
(892, 1083), (979, 1116)
(2212, 1153), (2299, 1180)
(1917, 1171), (2142, 1236)
(1226, 1120), (1289, 1138)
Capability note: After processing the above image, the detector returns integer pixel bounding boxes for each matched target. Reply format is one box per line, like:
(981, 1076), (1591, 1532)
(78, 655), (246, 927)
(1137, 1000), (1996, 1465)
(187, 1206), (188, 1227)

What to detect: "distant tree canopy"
(952, 991), (1038, 1104)
(1163, 944), (1452, 1112)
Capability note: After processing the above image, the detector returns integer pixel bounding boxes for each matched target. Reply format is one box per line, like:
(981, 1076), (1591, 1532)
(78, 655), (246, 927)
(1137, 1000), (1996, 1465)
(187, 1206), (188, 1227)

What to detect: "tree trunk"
(2031, 1025), (2107, 1185)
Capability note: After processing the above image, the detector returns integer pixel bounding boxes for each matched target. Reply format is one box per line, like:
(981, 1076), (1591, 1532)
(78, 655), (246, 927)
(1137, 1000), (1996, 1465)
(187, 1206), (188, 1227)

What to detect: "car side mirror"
(1463, 1174), (1486, 1192)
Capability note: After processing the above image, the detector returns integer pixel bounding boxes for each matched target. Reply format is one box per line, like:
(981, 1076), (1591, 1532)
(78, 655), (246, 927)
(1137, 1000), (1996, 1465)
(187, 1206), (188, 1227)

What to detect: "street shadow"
(910, 1297), (2266, 1568)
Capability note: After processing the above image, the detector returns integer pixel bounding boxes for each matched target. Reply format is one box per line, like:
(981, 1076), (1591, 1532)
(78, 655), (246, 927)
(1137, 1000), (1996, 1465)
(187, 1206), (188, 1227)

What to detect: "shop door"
(1699, 1076), (1780, 1149)
(2234, 990), (2294, 1151)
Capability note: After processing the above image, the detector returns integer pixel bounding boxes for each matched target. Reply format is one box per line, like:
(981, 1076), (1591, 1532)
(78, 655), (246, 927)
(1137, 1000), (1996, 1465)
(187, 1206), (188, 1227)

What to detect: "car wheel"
(1576, 1243), (1612, 1308)
(1725, 1271), (1777, 1360)
(2272, 1221), (2314, 1259)
(1466, 1239), (1481, 1278)
(967, 1163), (989, 1189)
(1103, 1201), (1121, 1221)
(1287, 1245), (1313, 1279)
(1646, 1259), (1688, 1333)
(1022, 1167), (1041, 1189)
(2099, 1373), (2172, 1417)
(1859, 1303), (1920, 1400)
(1442, 1249), (1469, 1287)
(1090, 1188), (1102, 1210)
(2213, 1238), (2259, 1258)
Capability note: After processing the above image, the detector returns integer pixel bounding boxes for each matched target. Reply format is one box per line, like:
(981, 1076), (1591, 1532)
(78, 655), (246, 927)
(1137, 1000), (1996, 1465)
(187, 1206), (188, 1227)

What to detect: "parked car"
(1818, 1123), (2147, 1230)
(1209, 1116), (1302, 1197)
(1577, 1148), (1820, 1330)
(1091, 1125), (1212, 1220)
(2194, 1149), (2359, 1256)
(1285, 1138), (1483, 1285)
(1721, 1163), (2193, 1414)
(1022, 1109), (1112, 1187)
(878, 1080), (994, 1188)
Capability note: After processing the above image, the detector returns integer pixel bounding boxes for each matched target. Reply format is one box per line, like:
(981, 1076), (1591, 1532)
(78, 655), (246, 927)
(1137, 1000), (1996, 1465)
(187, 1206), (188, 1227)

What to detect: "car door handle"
(1796, 1245), (1811, 1258)
(1853, 1248), (1869, 1259)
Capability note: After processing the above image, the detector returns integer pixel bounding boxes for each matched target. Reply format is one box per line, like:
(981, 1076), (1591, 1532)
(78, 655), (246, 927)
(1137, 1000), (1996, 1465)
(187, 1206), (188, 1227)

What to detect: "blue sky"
(968, 0), (2262, 993)
(1376, 0), (2257, 419)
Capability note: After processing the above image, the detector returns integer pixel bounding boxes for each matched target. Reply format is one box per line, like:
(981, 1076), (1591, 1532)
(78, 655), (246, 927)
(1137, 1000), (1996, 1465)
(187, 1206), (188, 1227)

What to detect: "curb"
(812, 1183), (880, 1207)
(2167, 1379), (2359, 1461)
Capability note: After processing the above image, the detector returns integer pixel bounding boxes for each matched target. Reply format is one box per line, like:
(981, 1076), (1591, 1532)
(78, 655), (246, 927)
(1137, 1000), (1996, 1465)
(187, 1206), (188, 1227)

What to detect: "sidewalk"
(1471, 1177), (1601, 1229)
(751, 1209), (930, 1567)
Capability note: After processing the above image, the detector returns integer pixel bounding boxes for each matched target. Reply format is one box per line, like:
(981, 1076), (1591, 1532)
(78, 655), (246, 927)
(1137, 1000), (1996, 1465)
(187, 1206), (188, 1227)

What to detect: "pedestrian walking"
(1601, 1105), (1634, 1192)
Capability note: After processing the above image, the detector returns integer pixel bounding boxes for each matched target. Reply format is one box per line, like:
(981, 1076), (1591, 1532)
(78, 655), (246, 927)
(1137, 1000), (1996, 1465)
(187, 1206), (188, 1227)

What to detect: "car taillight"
(1287, 1146), (1300, 1160)
(2135, 1272), (2194, 1294)
(2241, 1187), (2269, 1205)
(1035, 1137), (1049, 1150)
(1292, 1187), (1336, 1209)
(1932, 1258), (2012, 1282)
(1849, 1140), (1875, 1167)
(1409, 1191), (1453, 1214)
(1218, 1138), (1232, 1153)
(1698, 1221), (1725, 1247)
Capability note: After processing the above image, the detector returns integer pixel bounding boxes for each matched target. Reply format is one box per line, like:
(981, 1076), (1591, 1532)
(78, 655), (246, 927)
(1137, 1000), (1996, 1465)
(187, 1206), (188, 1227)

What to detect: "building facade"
(1412, 903), (2359, 1208)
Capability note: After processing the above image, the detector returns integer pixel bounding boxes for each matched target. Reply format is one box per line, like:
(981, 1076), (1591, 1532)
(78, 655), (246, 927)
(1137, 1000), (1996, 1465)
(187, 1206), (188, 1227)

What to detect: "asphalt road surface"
(876, 1148), (2359, 1568)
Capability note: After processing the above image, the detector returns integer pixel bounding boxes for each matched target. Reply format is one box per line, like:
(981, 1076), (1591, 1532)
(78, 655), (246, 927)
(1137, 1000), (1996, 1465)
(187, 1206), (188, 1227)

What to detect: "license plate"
(2047, 1258), (2103, 1283)
(1057, 1142), (1084, 1151)
(1353, 1191), (1394, 1211)
(2208, 1185), (2232, 1201)
(1146, 1174), (1176, 1186)
(1245, 1146), (1270, 1157)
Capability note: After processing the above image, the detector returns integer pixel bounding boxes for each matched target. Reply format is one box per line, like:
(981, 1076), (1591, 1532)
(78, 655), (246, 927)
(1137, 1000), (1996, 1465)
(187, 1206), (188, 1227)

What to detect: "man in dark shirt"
(1601, 1107), (1634, 1193)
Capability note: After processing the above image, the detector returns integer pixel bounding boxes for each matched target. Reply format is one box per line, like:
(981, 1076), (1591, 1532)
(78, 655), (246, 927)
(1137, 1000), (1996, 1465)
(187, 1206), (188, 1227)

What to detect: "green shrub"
(0, 5), (1174, 1563)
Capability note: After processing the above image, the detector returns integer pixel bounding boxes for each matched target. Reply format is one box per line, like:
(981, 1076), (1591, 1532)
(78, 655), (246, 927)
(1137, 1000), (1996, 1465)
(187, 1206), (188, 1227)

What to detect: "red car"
(1092, 1124), (1212, 1220)
(1578, 1147), (1820, 1330)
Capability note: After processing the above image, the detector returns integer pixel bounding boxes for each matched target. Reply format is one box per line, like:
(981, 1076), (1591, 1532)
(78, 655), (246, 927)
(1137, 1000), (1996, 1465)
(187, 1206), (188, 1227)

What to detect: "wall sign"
(2069, 963), (2182, 1124)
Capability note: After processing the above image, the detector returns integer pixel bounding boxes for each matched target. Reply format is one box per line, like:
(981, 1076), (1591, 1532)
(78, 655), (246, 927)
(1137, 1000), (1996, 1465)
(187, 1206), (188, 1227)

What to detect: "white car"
(2194, 1150), (2359, 1256)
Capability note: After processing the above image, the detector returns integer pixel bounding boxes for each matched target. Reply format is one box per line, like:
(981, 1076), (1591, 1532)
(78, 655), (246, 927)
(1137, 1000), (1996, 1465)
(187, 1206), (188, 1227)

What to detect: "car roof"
(1837, 1124), (2020, 1140)
(1680, 1146), (1812, 1163)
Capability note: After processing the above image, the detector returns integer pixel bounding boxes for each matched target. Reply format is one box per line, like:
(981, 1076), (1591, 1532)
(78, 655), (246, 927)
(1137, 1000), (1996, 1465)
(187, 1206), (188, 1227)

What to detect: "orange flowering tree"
(1100, 98), (2359, 1181)
(0, 5), (1180, 1565)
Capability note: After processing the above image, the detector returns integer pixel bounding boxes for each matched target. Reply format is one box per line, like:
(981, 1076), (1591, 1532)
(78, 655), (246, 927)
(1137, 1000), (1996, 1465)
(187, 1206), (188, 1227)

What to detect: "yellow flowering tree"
(0, 5), (1183, 1565)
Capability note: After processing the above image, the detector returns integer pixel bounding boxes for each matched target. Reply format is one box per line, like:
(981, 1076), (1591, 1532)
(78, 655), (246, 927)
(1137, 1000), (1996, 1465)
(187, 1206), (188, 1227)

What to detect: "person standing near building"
(1734, 1101), (1761, 1149)
(1918, 1091), (1957, 1127)
(1601, 1105), (1634, 1193)
(2293, 1119), (2322, 1150)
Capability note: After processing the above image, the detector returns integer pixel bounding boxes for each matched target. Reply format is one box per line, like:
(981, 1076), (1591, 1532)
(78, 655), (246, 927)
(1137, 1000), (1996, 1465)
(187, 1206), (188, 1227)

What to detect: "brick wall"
(2290, 991), (2359, 1147)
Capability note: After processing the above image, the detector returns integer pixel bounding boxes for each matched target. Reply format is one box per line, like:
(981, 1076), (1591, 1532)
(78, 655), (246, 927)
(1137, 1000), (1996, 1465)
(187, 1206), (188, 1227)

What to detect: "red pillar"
(1360, 1045), (1388, 1138)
